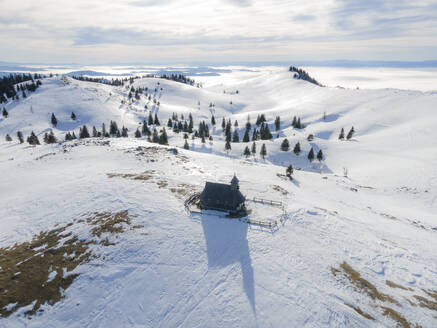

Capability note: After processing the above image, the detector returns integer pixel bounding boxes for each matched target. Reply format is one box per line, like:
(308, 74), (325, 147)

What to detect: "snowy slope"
(1, 67), (437, 327)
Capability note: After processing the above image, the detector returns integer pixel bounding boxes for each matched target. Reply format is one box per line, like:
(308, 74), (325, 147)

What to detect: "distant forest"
(289, 66), (323, 87)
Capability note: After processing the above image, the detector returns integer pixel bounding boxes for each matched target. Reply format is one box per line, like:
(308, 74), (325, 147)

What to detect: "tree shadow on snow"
(201, 216), (256, 316)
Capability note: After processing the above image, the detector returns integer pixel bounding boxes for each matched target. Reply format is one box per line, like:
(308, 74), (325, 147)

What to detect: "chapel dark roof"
(200, 181), (245, 211)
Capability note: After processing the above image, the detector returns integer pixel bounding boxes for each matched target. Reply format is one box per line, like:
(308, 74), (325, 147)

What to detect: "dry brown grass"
(386, 280), (413, 291)
(107, 170), (155, 181)
(271, 185), (289, 195)
(0, 226), (92, 317)
(344, 303), (374, 320)
(423, 289), (437, 302)
(0, 211), (139, 318)
(381, 306), (411, 328)
(339, 262), (399, 305)
(413, 295), (437, 312)
(86, 211), (132, 238)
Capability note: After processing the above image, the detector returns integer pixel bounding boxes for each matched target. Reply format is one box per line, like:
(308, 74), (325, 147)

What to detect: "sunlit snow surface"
(0, 66), (436, 327)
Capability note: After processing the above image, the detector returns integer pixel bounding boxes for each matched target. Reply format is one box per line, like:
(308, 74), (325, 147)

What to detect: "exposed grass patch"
(381, 306), (411, 328)
(338, 262), (399, 305)
(413, 294), (437, 311)
(0, 226), (92, 317)
(271, 185), (289, 195)
(386, 280), (413, 291)
(423, 289), (437, 302)
(344, 303), (374, 321)
(0, 211), (139, 318)
(107, 170), (155, 181)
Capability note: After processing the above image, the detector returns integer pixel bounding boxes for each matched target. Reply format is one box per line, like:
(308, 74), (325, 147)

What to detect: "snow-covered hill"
(0, 67), (436, 327)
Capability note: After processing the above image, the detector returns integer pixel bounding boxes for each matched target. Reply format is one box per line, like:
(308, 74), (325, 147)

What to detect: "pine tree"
(307, 134), (314, 141)
(102, 123), (106, 136)
(154, 113), (160, 126)
(135, 128), (141, 138)
(260, 143), (267, 159)
(296, 118), (302, 129)
(51, 113), (57, 127)
(252, 129), (258, 141)
(232, 130), (239, 142)
(71, 112), (76, 120)
(167, 118), (173, 128)
(17, 131), (24, 143)
(275, 116), (280, 131)
(251, 142), (256, 156)
(293, 142), (301, 155)
(225, 140), (231, 152)
(43, 132), (49, 143)
(346, 127), (355, 140)
(243, 146), (251, 158)
(65, 132), (72, 141)
(308, 148), (315, 162)
(152, 128), (159, 143)
(184, 139), (189, 149)
(339, 128), (345, 140)
(292, 116), (296, 127)
(27, 131), (40, 145)
(286, 165), (293, 178)
(188, 113), (193, 133)
(317, 149), (324, 162)
(148, 112), (154, 125)
(211, 115), (216, 126)
(280, 138), (290, 151)
(80, 125), (90, 138)
(201, 136), (205, 143)
(92, 126), (98, 137)
(243, 129), (250, 142)
(121, 126), (128, 137)
(5, 134), (12, 141)
(234, 120), (238, 127)
(142, 120), (150, 136)
(221, 117), (226, 130)
(47, 130), (57, 143)
(72, 132), (77, 139)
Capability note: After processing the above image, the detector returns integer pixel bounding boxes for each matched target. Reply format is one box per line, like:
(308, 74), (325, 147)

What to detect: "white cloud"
(0, 0), (436, 63)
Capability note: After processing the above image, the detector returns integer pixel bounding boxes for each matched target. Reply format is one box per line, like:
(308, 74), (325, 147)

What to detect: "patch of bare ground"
(338, 261), (399, 305)
(107, 170), (155, 181)
(386, 280), (413, 291)
(344, 303), (374, 321)
(271, 185), (288, 195)
(413, 294), (437, 311)
(381, 307), (412, 328)
(0, 211), (140, 318)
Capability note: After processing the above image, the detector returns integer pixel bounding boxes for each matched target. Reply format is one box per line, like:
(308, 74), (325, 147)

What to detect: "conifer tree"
(27, 131), (40, 145)
(339, 128), (345, 140)
(152, 128), (159, 143)
(201, 135), (205, 143)
(308, 148), (315, 162)
(280, 138), (290, 151)
(148, 112), (154, 125)
(275, 116), (280, 131)
(102, 123), (106, 136)
(292, 116), (297, 127)
(251, 142), (256, 156)
(17, 131), (24, 143)
(43, 132), (49, 143)
(167, 118), (173, 127)
(51, 113), (57, 127)
(293, 142), (301, 155)
(243, 129), (250, 142)
(72, 132), (77, 139)
(188, 113), (193, 133)
(80, 125), (90, 138)
(260, 143), (267, 159)
(286, 165), (293, 178)
(2, 108), (8, 118)
(346, 127), (355, 140)
(47, 130), (57, 143)
(317, 149), (324, 162)
(184, 139), (189, 149)
(135, 128), (141, 138)
(232, 130), (239, 143)
(211, 115), (216, 126)
(296, 118), (302, 129)
(142, 120), (150, 136)
(5, 134), (12, 141)
(234, 120), (238, 127)
(71, 112), (76, 120)
(221, 117), (226, 130)
(252, 129), (258, 141)
(92, 126), (98, 137)
(154, 113), (160, 126)
(225, 140), (231, 152)
(159, 128), (168, 144)
(243, 146), (251, 158)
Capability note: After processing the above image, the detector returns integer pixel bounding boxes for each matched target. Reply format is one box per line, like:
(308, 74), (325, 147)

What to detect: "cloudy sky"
(1, 0), (436, 64)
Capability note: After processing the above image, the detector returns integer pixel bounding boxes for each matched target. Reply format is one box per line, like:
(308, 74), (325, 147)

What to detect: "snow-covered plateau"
(0, 66), (436, 327)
